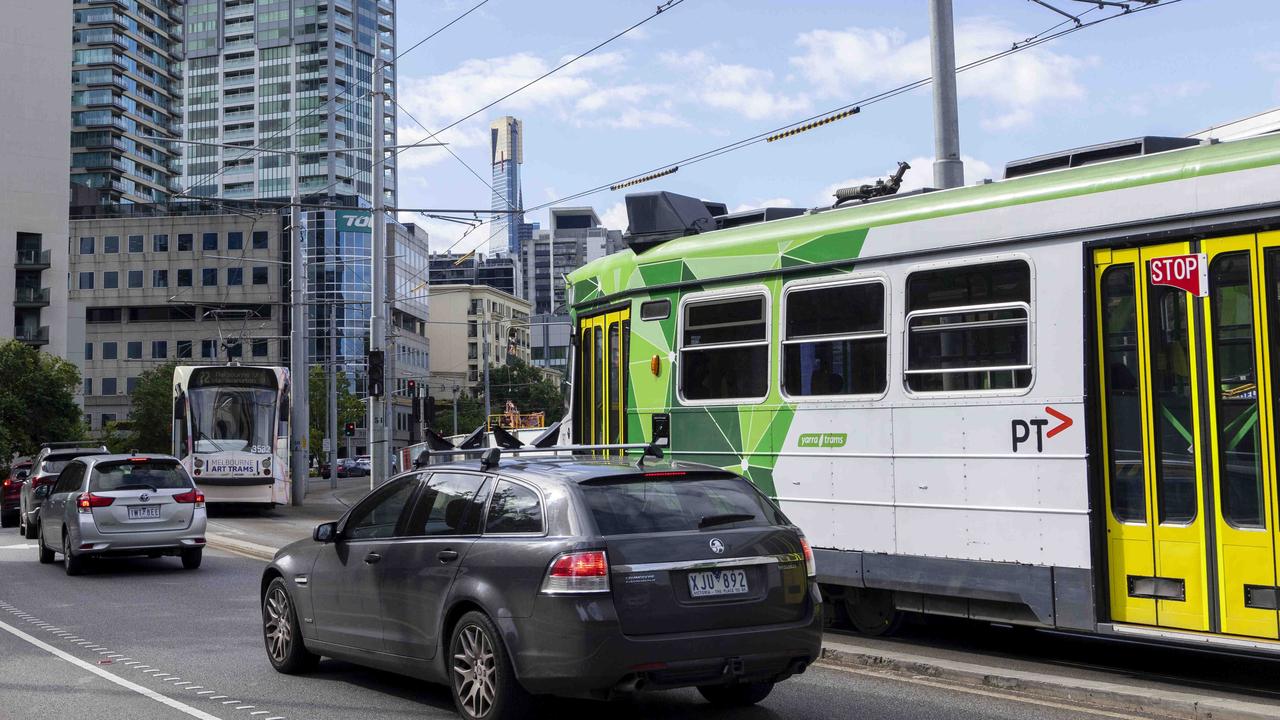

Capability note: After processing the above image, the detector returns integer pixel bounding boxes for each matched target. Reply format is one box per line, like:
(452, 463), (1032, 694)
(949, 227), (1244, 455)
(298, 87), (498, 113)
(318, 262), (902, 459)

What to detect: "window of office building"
(202, 233), (217, 251)
(103, 271), (118, 289)
(84, 343), (93, 361)
(126, 377), (138, 394)
(228, 231), (243, 250)
(127, 270), (143, 288)
(102, 342), (117, 360)
(79, 272), (94, 289)
(153, 270), (168, 288)
(83, 378), (92, 396)
(252, 231), (268, 250)
(101, 378), (117, 396)
(153, 234), (169, 252)
(178, 269), (192, 287)
(252, 266), (268, 285)
(178, 234), (193, 251)
(104, 236), (118, 253)
(201, 340), (216, 358)
(252, 339), (268, 357)
(177, 340), (192, 359)
(227, 267), (243, 286)
(128, 235), (143, 253)
(202, 268), (217, 286)
(79, 237), (94, 255)
(127, 341), (141, 360)
(152, 341), (166, 359)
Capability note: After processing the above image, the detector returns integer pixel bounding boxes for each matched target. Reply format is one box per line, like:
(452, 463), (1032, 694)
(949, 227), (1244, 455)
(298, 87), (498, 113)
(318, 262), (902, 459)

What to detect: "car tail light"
(174, 489), (205, 508)
(540, 550), (610, 595)
(77, 493), (114, 513)
(799, 536), (816, 578)
(2, 479), (9, 489)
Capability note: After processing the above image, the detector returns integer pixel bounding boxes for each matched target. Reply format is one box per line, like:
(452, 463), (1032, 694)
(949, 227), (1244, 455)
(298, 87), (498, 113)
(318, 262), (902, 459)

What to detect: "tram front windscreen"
(187, 368), (279, 455)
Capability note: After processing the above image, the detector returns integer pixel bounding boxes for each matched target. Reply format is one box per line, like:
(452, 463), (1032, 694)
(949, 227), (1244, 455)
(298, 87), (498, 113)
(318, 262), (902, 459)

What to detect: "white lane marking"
(251, 712), (269, 716)
(0, 544), (37, 550)
(198, 691), (215, 695)
(0, 618), (224, 720)
(822, 664), (1146, 720)
(209, 695), (227, 700)
(235, 706), (254, 710)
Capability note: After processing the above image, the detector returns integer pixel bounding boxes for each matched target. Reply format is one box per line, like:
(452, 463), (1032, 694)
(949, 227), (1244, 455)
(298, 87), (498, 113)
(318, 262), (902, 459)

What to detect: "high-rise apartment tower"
(71, 0), (185, 205)
(180, 0), (397, 205)
(490, 116), (524, 256)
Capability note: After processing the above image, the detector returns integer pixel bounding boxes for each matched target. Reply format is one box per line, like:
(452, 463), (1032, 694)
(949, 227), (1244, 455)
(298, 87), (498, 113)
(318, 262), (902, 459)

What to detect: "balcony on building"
(14, 249), (51, 270)
(14, 326), (50, 346)
(14, 287), (51, 308)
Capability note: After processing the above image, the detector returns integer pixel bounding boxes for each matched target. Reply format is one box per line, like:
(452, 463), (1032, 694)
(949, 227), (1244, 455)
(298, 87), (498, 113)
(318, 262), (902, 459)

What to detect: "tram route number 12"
(1011, 407), (1073, 452)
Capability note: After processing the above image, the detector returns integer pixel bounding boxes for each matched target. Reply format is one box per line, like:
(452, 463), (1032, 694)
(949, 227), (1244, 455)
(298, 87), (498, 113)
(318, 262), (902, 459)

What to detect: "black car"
(260, 453), (822, 720)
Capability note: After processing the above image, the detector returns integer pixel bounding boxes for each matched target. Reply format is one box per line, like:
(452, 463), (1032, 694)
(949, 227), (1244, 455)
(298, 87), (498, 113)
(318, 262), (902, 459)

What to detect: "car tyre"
(449, 611), (530, 720)
(63, 534), (85, 576)
(262, 578), (319, 674)
(22, 513), (38, 539)
(697, 681), (775, 707)
(37, 529), (55, 564)
(181, 548), (203, 570)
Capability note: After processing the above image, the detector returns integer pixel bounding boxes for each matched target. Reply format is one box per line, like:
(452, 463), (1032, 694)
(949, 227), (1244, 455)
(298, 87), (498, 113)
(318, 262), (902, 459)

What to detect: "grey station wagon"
(260, 453), (822, 720)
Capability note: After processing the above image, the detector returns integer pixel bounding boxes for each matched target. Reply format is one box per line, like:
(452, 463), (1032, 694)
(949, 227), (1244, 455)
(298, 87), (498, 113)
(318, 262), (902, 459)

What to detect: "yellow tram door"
(577, 308), (631, 452)
(1094, 243), (1211, 631)
(1203, 233), (1279, 638)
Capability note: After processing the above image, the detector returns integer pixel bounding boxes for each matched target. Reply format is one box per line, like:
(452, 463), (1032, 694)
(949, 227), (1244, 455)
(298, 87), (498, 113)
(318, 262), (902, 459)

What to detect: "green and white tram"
(567, 131), (1280, 651)
(172, 365), (292, 505)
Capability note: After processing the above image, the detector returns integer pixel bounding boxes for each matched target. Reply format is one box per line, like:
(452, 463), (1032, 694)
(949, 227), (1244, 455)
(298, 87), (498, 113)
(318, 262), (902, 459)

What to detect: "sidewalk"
(205, 489), (1280, 720)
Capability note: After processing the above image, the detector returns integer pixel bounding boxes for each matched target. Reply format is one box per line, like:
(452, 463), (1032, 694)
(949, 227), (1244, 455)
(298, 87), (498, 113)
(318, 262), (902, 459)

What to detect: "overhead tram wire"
(526, 0), (1182, 213)
(298, 0), (690, 206)
(173, 0), (495, 202)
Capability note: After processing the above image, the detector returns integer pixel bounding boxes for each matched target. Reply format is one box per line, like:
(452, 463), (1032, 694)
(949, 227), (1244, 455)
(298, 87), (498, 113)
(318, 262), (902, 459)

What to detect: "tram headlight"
(260, 457), (272, 476)
(193, 456), (204, 469)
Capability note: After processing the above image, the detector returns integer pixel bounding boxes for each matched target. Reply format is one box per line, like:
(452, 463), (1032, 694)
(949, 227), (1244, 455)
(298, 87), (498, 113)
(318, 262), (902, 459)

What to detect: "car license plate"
(127, 505), (161, 520)
(688, 569), (749, 598)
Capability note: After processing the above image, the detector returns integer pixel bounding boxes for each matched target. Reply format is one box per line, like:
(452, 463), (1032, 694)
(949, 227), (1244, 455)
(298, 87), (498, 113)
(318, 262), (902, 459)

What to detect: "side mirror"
(33, 485), (52, 500)
(15, 470), (29, 482)
(313, 521), (338, 543)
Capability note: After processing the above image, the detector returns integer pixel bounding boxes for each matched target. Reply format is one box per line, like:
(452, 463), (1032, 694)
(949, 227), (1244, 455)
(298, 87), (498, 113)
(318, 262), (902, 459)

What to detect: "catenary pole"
(930, 0), (964, 189)
(369, 54), (387, 489)
(327, 304), (338, 490)
(289, 153), (308, 505)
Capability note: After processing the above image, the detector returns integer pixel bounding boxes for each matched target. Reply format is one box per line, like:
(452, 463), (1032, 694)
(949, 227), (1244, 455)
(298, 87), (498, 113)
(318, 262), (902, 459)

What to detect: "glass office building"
(490, 116), (524, 257)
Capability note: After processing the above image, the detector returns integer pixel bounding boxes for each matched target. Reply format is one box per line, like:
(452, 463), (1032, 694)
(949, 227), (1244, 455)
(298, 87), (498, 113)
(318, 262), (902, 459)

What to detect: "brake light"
(77, 493), (114, 513)
(799, 536), (816, 578)
(541, 550), (610, 595)
(642, 471), (686, 478)
(2, 479), (9, 489)
(174, 489), (205, 508)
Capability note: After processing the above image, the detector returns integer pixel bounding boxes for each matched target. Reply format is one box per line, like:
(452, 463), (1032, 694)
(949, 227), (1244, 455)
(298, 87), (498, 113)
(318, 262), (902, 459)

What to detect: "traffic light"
(367, 349), (384, 397)
(344, 422), (356, 437)
(406, 379), (417, 396)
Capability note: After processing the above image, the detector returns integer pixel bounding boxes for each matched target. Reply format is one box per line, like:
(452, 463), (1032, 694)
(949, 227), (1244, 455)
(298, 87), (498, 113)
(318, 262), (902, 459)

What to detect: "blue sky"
(392, 0), (1280, 253)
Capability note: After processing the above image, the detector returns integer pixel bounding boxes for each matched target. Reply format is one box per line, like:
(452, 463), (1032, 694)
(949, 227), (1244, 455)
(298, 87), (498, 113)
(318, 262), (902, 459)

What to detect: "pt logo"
(1011, 407), (1073, 452)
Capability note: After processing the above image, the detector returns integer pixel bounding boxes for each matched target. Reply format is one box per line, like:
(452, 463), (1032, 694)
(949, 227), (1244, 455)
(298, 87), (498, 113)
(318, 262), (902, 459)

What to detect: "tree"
(117, 361), (180, 453)
(485, 359), (567, 422)
(308, 366), (364, 460)
(0, 340), (85, 460)
(430, 392), (486, 436)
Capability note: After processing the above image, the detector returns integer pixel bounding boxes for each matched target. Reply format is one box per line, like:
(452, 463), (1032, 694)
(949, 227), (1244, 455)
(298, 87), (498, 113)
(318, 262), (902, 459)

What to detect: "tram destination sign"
(1149, 253), (1208, 297)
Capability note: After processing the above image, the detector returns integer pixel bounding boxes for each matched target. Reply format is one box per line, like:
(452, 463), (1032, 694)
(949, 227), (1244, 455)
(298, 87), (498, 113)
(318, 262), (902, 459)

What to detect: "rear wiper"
(698, 513), (755, 529)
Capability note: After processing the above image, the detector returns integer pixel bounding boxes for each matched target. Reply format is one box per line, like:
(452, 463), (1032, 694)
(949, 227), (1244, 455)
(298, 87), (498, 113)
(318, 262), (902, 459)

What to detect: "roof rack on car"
(40, 441), (105, 450)
(411, 442), (666, 472)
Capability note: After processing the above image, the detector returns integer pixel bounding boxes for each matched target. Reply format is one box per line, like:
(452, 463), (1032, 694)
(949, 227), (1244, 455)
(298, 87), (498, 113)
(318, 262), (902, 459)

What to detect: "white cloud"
(599, 201), (629, 232)
(730, 197), (795, 214)
(790, 19), (1093, 130)
(659, 50), (810, 120)
(818, 155), (995, 205)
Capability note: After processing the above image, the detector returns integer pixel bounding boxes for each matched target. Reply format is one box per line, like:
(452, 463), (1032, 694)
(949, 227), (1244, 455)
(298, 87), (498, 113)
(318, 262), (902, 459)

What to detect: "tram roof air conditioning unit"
(623, 191), (721, 253)
(1004, 136), (1201, 179)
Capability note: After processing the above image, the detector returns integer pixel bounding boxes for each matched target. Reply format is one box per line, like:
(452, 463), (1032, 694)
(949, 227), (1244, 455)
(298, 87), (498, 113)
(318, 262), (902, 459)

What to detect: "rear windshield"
(89, 460), (192, 492)
(581, 474), (788, 536)
(41, 452), (105, 474)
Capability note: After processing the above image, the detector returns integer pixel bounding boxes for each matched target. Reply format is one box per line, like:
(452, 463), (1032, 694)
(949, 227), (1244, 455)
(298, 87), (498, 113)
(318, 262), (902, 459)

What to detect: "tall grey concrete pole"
(482, 318), (491, 428)
(289, 152), (308, 505)
(369, 55), (387, 488)
(327, 304), (338, 490)
(382, 220), (395, 473)
(930, 0), (964, 189)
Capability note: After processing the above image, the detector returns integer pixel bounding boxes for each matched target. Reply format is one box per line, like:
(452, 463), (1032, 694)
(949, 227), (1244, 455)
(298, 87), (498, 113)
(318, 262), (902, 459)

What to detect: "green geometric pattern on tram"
(637, 259), (684, 287)
(575, 276), (601, 304)
(781, 228), (868, 268)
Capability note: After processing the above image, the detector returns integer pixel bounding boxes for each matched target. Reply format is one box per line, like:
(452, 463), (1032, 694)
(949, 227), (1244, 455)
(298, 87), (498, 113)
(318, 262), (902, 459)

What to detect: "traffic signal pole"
(369, 54), (387, 490)
(289, 152), (308, 507)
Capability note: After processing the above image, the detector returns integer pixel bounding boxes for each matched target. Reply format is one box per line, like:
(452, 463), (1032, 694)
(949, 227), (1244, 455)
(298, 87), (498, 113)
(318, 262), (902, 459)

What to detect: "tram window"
(680, 294), (769, 402)
(905, 261), (1031, 392)
(1100, 265), (1145, 523)
(640, 299), (670, 321)
(1210, 253), (1263, 529)
(783, 281), (887, 396)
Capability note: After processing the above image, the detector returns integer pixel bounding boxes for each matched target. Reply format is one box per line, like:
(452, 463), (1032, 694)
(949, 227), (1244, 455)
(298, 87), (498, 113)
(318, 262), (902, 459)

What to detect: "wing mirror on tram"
(314, 521), (338, 543)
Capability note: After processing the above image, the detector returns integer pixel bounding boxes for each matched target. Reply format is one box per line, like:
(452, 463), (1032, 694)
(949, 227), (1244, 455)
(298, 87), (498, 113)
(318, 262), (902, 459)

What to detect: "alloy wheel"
(264, 586), (293, 664)
(452, 623), (497, 718)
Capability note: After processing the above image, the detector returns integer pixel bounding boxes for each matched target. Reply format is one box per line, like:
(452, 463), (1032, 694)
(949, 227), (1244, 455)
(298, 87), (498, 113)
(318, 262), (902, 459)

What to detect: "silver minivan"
(34, 454), (208, 575)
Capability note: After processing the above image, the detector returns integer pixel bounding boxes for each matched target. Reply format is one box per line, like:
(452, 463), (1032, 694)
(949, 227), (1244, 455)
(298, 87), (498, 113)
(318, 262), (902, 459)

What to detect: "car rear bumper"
(72, 515), (208, 554)
(507, 582), (824, 697)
